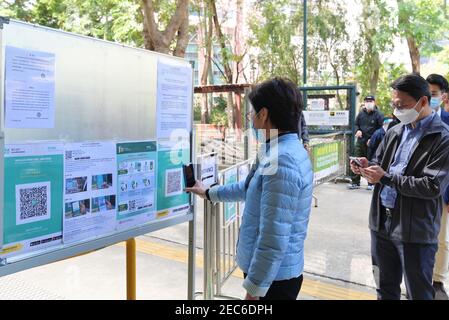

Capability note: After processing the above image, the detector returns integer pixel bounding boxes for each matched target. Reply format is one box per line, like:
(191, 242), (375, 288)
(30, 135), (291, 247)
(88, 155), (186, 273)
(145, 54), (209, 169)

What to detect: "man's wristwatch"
(380, 173), (394, 187)
(205, 189), (211, 201)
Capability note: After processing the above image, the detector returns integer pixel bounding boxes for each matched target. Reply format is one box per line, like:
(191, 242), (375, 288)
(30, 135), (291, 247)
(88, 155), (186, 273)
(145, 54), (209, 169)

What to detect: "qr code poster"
(165, 168), (183, 197)
(15, 182), (51, 226)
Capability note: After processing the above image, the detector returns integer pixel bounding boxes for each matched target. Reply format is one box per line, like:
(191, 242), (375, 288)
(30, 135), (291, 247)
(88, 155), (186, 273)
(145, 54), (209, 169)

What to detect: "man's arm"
(389, 139), (449, 199)
(355, 113), (361, 132)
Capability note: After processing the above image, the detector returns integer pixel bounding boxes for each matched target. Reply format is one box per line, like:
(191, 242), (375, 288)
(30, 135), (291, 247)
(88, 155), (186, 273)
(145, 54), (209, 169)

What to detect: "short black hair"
(248, 77), (302, 132)
(426, 74), (449, 93)
(391, 74), (431, 103)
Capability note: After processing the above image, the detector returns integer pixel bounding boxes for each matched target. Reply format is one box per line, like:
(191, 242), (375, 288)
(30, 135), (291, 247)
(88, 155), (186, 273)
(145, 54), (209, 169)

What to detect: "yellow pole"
(126, 238), (136, 300)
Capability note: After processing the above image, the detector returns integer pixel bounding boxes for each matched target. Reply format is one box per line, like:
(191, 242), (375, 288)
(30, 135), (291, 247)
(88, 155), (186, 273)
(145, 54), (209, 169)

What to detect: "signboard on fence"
(312, 141), (341, 182)
(303, 111), (349, 126)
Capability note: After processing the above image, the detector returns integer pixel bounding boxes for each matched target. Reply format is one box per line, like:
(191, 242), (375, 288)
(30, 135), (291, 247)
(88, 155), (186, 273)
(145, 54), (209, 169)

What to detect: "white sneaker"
(366, 185), (374, 191)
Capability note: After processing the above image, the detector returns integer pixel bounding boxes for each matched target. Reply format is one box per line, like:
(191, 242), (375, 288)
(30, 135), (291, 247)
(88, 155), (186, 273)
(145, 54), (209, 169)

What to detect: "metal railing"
(200, 133), (351, 299)
(201, 159), (251, 300)
(309, 131), (350, 207)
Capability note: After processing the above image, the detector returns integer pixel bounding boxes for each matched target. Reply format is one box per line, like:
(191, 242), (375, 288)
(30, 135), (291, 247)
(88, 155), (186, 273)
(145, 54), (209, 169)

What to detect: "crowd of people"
(186, 73), (449, 301)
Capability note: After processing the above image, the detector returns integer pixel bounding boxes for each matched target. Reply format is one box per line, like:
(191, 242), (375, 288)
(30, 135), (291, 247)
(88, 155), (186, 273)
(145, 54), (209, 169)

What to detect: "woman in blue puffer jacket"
(186, 78), (313, 300)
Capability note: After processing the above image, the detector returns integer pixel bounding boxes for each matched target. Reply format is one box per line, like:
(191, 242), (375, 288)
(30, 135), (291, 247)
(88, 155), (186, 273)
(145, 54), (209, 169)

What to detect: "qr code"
(165, 168), (182, 197)
(16, 182), (51, 225)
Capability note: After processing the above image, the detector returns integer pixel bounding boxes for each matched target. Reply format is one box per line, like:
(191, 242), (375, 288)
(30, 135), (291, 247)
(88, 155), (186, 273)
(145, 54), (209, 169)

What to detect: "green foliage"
(308, 1), (352, 86)
(193, 102), (202, 122)
(397, 0), (448, 57)
(354, 0), (396, 94)
(210, 96), (228, 126)
(248, 0), (303, 84)
(363, 62), (407, 116)
(0, 0), (146, 48)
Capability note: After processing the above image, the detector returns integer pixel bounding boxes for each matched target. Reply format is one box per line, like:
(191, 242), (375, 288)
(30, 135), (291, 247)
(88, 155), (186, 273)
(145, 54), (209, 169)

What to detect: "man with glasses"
(350, 74), (449, 300)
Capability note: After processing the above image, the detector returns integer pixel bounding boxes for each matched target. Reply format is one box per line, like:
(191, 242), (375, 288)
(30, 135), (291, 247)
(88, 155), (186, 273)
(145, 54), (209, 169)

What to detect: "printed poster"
(116, 141), (157, 230)
(4, 46), (56, 129)
(1, 142), (64, 259)
(63, 141), (117, 244)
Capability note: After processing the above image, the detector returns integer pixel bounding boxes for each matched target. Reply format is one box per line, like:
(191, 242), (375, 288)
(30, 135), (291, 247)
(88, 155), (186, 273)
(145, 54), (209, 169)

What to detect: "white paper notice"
(5, 46), (56, 129)
(156, 61), (193, 142)
(200, 155), (217, 188)
(63, 141), (117, 244)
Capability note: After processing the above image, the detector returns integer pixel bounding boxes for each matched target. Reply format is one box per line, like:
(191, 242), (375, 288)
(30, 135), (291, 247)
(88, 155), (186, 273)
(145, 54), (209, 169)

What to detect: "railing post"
(203, 199), (214, 300)
(126, 238), (136, 300)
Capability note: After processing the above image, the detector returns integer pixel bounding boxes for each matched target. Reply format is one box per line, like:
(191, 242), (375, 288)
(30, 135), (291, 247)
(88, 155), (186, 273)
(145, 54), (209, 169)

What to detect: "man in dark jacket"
(351, 74), (449, 300)
(367, 118), (393, 161)
(348, 95), (384, 189)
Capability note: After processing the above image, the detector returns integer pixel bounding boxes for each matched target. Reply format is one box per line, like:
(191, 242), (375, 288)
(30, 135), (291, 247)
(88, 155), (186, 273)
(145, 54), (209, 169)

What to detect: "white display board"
(0, 19), (195, 275)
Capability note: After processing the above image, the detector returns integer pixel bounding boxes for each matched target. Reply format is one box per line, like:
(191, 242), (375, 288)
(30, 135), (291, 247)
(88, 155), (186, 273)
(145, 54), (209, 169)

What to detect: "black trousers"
(243, 273), (303, 300)
(371, 230), (438, 300)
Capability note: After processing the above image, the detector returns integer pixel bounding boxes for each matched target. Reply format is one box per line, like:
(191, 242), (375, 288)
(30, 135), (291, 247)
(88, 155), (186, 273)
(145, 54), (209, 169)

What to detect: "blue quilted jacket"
(209, 133), (313, 297)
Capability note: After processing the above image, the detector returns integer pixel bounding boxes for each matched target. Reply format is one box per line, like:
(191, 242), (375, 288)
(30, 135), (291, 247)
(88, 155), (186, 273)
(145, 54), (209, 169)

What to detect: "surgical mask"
(251, 121), (265, 142)
(430, 97), (442, 110)
(393, 99), (422, 125)
(365, 102), (375, 111)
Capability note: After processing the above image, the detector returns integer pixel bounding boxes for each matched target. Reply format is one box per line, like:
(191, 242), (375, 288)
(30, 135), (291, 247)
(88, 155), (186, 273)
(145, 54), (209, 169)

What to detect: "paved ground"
(0, 179), (446, 300)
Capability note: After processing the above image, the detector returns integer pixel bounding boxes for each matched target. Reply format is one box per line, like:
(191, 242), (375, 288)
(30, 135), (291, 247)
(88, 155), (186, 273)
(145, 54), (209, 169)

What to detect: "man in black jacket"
(348, 95), (384, 190)
(351, 74), (449, 300)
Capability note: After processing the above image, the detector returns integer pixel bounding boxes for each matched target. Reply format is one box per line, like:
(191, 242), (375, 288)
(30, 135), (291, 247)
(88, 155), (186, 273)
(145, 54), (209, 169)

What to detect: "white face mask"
(393, 99), (422, 125)
(365, 102), (375, 111)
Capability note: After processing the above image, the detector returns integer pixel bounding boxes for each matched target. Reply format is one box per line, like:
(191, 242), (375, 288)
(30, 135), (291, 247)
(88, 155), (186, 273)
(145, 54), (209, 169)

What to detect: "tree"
(141, 0), (190, 57)
(248, 0), (303, 84)
(309, 1), (352, 85)
(354, 0), (396, 96)
(196, 0), (214, 123)
(372, 62), (408, 115)
(396, 0), (448, 74)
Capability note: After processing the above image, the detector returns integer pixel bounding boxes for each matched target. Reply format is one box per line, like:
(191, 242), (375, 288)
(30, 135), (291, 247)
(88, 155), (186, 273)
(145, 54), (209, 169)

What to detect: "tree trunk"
(211, 0), (235, 128)
(141, 0), (190, 57)
(369, 52), (381, 95)
(234, 0), (244, 130)
(198, 1), (213, 123)
(173, 6), (190, 57)
(397, 0), (420, 74)
(210, 0), (233, 83)
(406, 36), (420, 74)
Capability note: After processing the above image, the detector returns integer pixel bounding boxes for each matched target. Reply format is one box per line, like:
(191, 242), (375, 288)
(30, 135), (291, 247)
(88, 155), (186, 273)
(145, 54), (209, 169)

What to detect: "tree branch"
(173, 4), (190, 57)
(163, 0), (189, 45)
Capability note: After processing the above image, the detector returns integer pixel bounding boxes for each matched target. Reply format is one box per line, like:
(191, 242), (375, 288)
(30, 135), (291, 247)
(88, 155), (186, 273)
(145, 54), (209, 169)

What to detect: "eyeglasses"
(390, 100), (419, 110)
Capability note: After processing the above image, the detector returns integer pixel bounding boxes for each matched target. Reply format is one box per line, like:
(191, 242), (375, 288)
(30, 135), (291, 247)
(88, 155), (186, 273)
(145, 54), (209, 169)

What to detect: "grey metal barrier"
(309, 132), (350, 207)
(201, 159), (252, 300)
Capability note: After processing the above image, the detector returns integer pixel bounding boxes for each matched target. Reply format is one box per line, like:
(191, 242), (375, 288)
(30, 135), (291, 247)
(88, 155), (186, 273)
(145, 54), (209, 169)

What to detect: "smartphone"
(183, 163), (196, 189)
(349, 156), (363, 167)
